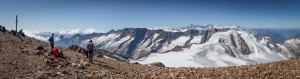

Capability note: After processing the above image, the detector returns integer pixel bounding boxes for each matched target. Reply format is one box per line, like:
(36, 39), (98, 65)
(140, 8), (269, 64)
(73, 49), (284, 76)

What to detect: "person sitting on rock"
(18, 29), (22, 34)
(18, 29), (25, 37)
(59, 50), (65, 59)
(12, 30), (18, 35)
(51, 48), (60, 57)
(48, 33), (55, 49)
(86, 40), (94, 63)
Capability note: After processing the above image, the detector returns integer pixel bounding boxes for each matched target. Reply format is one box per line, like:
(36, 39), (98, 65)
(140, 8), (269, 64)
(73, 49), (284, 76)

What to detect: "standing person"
(86, 40), (94, 63)
(48, 33), (55, 49)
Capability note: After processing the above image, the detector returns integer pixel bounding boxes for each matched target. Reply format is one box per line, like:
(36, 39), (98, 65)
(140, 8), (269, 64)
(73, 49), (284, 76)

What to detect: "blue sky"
(0, 0), (299, 31)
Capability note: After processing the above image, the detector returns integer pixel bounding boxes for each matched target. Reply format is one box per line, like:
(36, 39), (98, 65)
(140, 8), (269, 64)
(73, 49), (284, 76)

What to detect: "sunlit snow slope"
(132, 30), (287, 67)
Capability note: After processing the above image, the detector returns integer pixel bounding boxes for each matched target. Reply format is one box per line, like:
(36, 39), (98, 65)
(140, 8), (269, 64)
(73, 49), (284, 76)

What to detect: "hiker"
(48, 33), (55, 49)
(59, 50), (65, 59)
(86, 40), (94, 63)
(19, 29), (25, 37)
(19, 29), (23, 34)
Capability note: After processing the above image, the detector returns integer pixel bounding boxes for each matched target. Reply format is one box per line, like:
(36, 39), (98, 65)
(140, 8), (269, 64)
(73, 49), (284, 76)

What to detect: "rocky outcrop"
(149, 62), (165, 67)
(0, 25), (7, 32)
(68, 45), (88, 54)
(283, 38), (300, 56)
(230, 34), (237, 48)
(68, 45), (103, 57)
(237, 34), (251, 55)
(170, 46), (183, 52)
(223, 45), (236, 57)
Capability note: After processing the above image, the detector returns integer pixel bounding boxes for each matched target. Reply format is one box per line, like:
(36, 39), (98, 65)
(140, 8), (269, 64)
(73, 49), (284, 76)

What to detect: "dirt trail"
(1, 30), (300, 79)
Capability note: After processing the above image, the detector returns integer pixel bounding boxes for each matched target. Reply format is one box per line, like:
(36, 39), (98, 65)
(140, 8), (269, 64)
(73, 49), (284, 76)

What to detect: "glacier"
(24, 24), (300, 67)
(130, 30), (287, 67)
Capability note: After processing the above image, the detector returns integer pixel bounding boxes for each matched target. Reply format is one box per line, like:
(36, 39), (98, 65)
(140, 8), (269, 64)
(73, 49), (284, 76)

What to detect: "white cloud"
(23, 28), (107, 41)
(82, 28), (105, 34)
(58, 29), (80, 35)
(57, 28), (106, 35)
(23, 30), (48, 41)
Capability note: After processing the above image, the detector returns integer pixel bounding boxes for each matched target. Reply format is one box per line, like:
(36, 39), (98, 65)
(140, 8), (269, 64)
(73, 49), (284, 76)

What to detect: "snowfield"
(131, 30), (287, 67)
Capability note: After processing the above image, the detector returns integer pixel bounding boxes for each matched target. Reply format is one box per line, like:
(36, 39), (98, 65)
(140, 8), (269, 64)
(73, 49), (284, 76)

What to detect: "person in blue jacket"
(48, 33), (55, 49)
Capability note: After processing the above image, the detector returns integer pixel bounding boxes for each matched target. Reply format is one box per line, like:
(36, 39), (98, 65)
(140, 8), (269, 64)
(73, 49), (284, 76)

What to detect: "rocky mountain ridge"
(24, 25), (300, 67)
(56, 25), (246, 59)
(55, 25), (299, 58)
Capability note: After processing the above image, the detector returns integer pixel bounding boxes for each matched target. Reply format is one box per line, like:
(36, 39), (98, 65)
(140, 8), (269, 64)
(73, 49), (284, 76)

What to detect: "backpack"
(37, 45), (44, 50)
(52, 48), (60, 57)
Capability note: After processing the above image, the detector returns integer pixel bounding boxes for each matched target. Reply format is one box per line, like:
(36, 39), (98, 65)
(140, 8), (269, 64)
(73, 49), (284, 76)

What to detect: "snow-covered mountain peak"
(184, 24), (240, 30)
(147, 24), (241, 32)
(24, 24), (300, 67)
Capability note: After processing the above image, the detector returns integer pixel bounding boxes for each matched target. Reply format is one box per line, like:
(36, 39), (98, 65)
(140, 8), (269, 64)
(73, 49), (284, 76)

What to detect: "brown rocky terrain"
(1, 29), (300, 79)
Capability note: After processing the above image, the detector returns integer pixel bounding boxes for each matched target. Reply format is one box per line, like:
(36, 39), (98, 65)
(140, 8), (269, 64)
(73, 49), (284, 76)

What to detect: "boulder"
(68, 45), (87, 54)
(149, 62), (165, 67)
(170, 46), (183, 52)
(59, 60), (70, 66)
(21, 49), (29, 53)
(0, 26), (6, 32)
(68, 45), (103, 58)
(132, 62), (140, 64)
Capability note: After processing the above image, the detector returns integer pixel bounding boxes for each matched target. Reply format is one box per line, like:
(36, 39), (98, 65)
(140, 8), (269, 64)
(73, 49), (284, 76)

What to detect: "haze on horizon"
(0, 0), (300, 32)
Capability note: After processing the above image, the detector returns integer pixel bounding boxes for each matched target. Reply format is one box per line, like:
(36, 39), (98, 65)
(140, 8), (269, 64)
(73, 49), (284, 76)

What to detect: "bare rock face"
(237, 34), (251, 55)
(223, 45), (236, 57)
(230, 34), (237, 48)
(170, 46), (183, 52)
(283, 38), (300, 56)
(149, 62), (165, 67)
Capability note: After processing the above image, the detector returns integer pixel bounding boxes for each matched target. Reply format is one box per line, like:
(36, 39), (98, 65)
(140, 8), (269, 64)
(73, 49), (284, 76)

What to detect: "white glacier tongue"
(131, 30), (287, 67)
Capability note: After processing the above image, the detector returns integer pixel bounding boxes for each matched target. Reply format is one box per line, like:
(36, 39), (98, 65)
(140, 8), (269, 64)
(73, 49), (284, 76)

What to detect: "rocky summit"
(1, 28), (300, 78)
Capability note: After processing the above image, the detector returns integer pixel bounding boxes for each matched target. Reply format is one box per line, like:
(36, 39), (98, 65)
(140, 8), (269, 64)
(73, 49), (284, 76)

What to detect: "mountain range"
(25, 24), (300, 67)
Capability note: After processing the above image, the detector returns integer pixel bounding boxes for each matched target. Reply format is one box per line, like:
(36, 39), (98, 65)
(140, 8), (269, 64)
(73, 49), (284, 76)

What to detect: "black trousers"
(50, 43), (54, 49)
(88, 50), (94, 63)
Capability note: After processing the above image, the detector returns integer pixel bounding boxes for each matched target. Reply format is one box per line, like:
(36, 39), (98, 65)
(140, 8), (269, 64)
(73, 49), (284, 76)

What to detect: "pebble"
(71, 63), (77, 67)
(77, 63), (85, 69)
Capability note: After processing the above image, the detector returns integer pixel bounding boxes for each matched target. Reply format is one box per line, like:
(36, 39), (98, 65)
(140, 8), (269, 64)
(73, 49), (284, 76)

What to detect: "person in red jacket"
(52, 48), (60, 57)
